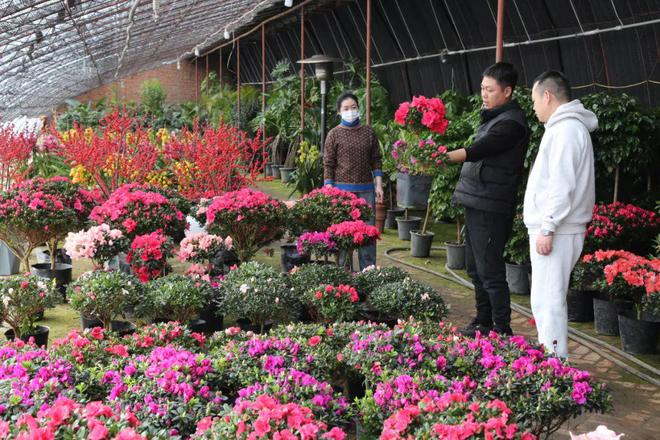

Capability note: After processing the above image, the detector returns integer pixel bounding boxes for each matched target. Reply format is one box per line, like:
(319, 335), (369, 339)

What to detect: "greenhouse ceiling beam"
(0, 5), (241, 79)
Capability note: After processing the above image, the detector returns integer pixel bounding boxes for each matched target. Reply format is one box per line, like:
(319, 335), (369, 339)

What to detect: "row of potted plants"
(0, 318), (611, 439)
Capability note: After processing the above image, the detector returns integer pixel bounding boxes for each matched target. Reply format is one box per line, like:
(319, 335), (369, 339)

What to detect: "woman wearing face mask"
(323, 91), (383, 270)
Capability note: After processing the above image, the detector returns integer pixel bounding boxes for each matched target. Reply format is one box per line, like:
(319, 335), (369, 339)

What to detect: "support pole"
(237, 38), (241, 119)
(300, 6), (305, 141)
(496, 0), (505, 62)
(205, 54), (209, 94)
(262, 23), (267, 143)
(195, 57), (198, 103)
(219, 50), (223, 87)
(366, 0), (372, 125)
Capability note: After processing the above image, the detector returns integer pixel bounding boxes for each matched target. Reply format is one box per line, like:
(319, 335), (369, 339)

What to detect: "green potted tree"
(68, 270), (143, 333)
(219, 262), (296, 333)
(0, 274), (57, 347)
(143, 274), (214, 332)
(503, 212), (530, 295)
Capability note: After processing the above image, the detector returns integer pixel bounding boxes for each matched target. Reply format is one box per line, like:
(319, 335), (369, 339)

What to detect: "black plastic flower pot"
(385, 208), (405, 229)
(395, 216), (422, 241)
(396, 172), (432, 209)
(31, 262), (73, 300)
(188, 319), (207, 333)
(235, 318), (273, 334)
(410, 230), (435, 257)
(5, 325), (50, 348)
(279, 167), (295, 183)
(618, 311), (659, 354)
(199, 303), (224, 333)
(264, 162), (273, 177)
(505, 263), (531, 295)
(593, 296), (633, 336)
(280, 243), (310, 273)
(36, 248), (72, 265)
(567, 289), (595, 322)
(271, 165), (282, 179)
(445, 242), (466, 270)
(641, 310), (660, 323)
(80, 315), (103, 330)
(111, 320), (136, 336)
(211, 249), (241, 275)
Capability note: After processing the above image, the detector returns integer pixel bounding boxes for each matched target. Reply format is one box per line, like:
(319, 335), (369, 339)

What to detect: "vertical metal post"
(262, 24), (267, 143)
(195, 57), (198, 103)
(320, 80), (327, 154)
(205, 54), (209, 94)
(219, 50), (223, 87)
(237, 38), (241, 119)
(300, 6), (305, 141)
(496, 0), (505, 62)
(366, 0), (372, 125)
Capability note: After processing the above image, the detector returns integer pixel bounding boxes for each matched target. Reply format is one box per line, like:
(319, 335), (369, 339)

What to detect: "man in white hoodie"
(524, 71), (598, 358)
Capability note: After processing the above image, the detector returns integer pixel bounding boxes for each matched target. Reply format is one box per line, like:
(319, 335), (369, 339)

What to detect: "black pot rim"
(395, 216), (422, 222)
(31, 262), (73, 271)
(444, 241), (465, 248)
(5, 324), (50, 338)
(505, 262), (531, 269)
(410, 230), (435, 237)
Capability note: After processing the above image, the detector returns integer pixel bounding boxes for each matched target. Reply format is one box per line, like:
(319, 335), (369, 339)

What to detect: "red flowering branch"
(0, 124), (36, 191)
(54, 109), (159, 198)
(164, 122), (269, 199)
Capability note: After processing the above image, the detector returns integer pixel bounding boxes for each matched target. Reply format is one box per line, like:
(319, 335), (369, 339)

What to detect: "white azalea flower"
(239, 284), (250, 293)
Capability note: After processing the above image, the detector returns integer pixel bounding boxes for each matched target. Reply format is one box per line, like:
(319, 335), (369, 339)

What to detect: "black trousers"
(464, 207), (514, 327)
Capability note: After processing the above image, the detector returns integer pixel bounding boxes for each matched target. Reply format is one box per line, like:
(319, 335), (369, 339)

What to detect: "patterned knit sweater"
(323, 124), (383, 191)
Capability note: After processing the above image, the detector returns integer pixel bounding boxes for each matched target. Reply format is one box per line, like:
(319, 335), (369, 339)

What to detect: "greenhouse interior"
(0, 0), (659, 439)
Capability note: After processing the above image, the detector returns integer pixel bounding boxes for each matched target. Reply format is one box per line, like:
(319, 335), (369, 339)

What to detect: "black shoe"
(459, 318), (492, 338)
(491, 325), (513, 336)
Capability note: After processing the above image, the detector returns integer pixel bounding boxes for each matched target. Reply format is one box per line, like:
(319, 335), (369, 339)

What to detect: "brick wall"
(73, 60), (199, 105)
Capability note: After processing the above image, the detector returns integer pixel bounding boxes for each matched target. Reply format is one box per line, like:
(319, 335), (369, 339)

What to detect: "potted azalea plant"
(326, 220), (381, 270)
(595, 252), (659, 354)
(219, 261), (296, 333)
(142, 274), (214, 332)
(392, 95), (449, 211)
(126, 231), (174, 283)
(67, 269), (143, 332)
(0, 177), (98, 300)
(0, 274), (57, 347)
(296, 232), (337, 264)
(204, 188), (287, 262)
(64, 223), (129, 269)
(304, 284), (360, 323)
(368, 277), (447, 324)
(0, 124), (36, 276)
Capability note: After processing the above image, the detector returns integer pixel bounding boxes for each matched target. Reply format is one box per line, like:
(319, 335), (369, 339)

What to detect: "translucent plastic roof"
(0, 0), (282, 119)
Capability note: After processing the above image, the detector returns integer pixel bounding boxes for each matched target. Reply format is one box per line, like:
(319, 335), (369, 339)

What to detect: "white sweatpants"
(529, 233), (584, 358)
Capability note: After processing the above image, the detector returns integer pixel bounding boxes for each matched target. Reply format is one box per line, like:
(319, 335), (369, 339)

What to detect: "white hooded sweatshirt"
(523, 100), (598, 234)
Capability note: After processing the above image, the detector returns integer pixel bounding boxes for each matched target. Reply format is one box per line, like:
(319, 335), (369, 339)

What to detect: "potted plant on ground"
(351, 265), (408, 299)
(368, 277), (447, 324)
(204, 188), (287, 262)
(126, 231), (174, 283)
(296, 232), (337, 265)
(219, 261), (296, 333)
(326, 220), (381, 270)
(594, 252), (659, 354)
(286, 140), (322, 196)
(580, 250), (637, 336)
(142, 274), (214, 332)
(429, 168), (465, 269)
(0, 177), (99, 300)
(304, 284), (360, 323)
(503, 212), (530, 295)
(67, 270), (143, 332)
(0, 124), (36, 275)
(64, 223), (129, 269)
(0, 274), (57, 347)
(567, 261), (596, 323)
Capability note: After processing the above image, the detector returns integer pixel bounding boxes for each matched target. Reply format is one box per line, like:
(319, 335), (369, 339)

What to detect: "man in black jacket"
(446, 62), (530, 337)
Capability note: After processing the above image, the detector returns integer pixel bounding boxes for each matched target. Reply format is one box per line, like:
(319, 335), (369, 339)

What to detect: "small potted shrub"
(369, 277), (447, 324)
(64, 223), (129, 269)
(304, 284), (360, 323)
(503, 213), (530, 295)
(126, 231), (174, 282)
(0, 274), (57, 347)
(178, 231), (233, 276)
(326, 220), (380, 270)
(296, 231), (337, 263)
(409, 198), (435, 257)
(567, 260), (597, 322)
(143, 274), (214, 332)
(584, 202), (659, 255)
(581, 250), (636, 336)
(220, 261), (295, 333)
(595, 252), (659, 354)
(68, 270), (143, 333)
(205, 188), (287, 262)
(352, 265), (408, 299)
(287, 263), (353, 298)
